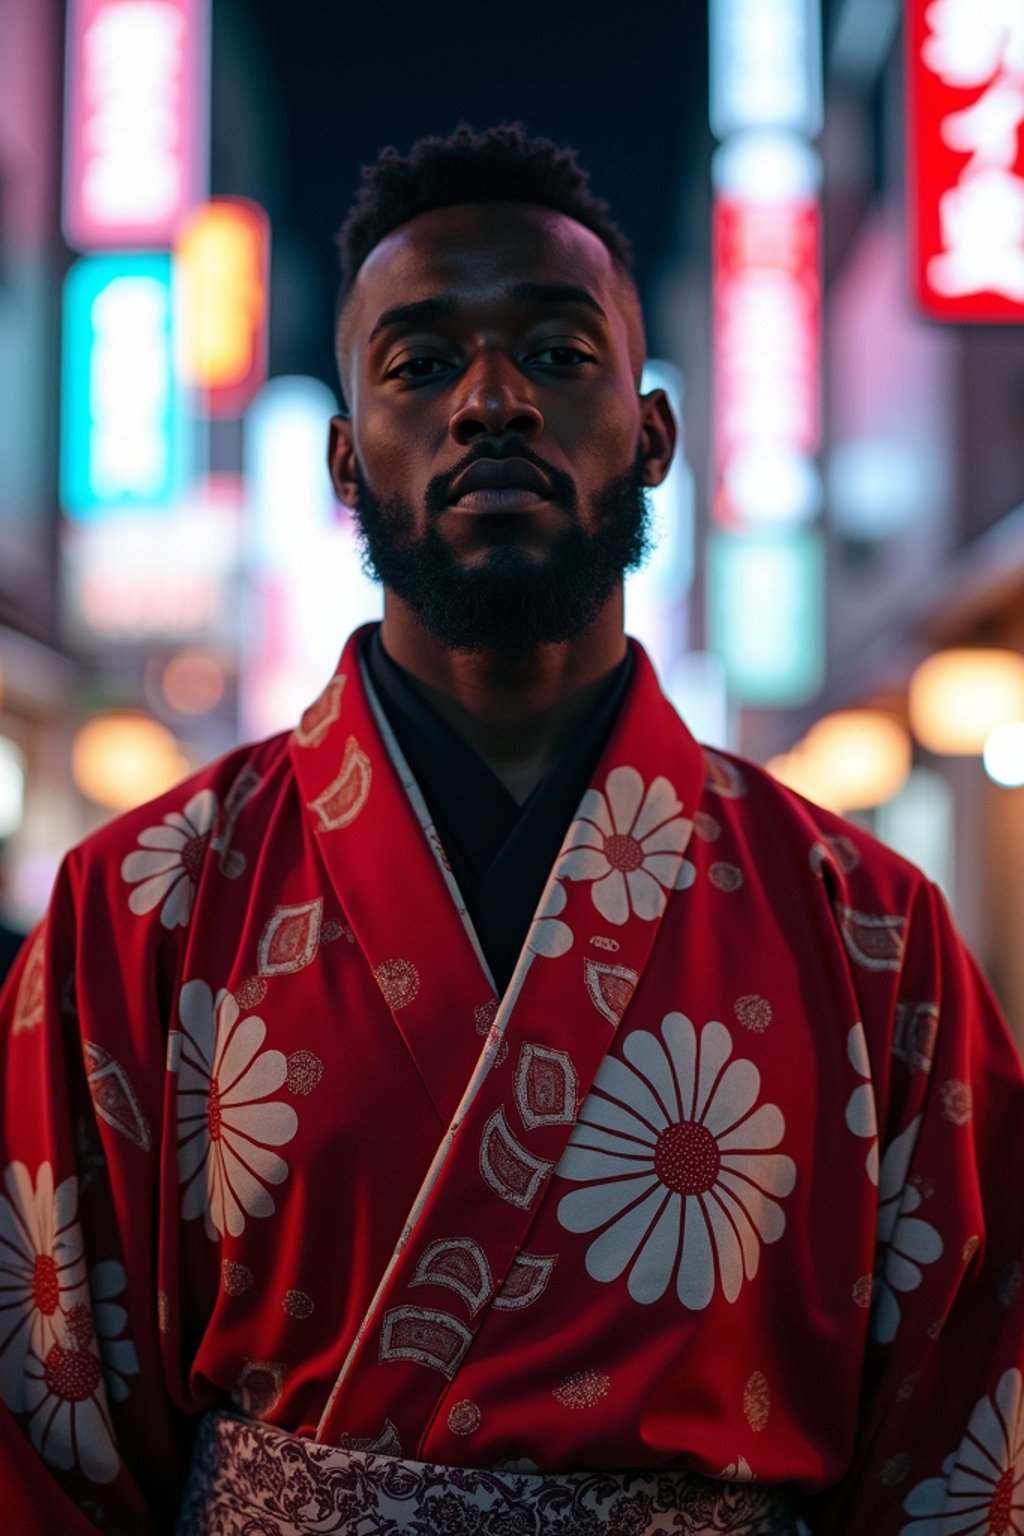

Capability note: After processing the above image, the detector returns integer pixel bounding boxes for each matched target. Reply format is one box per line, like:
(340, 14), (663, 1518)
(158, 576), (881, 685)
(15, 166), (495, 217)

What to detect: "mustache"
(424, 444), (577, 517)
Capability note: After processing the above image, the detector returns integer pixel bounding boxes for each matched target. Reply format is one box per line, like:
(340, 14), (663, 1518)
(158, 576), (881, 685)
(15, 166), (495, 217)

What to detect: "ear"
(637, 388), (677, 489)
(328, 415), (359, 508)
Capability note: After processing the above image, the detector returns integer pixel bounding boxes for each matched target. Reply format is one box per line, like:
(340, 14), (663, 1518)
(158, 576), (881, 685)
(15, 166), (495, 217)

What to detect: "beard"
(349, 449), (654, 658)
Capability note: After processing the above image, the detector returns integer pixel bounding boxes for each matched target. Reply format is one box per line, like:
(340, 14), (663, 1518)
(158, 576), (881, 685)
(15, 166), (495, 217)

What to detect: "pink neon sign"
(713, 194), (821, 529)
(63, 0), (208, 251)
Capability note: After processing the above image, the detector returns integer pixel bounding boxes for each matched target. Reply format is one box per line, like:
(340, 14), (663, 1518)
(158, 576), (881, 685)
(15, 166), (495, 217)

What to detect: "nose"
(449, 352), (543, 445)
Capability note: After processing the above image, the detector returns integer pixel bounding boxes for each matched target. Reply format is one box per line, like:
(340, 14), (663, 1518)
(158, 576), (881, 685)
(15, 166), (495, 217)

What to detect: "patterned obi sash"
(177, 1411), (801, 1535)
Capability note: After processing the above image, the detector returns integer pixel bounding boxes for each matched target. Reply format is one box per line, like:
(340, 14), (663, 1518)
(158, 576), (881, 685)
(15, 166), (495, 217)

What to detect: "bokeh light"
(909, 649), (1024, 755)
(72, 712), (189, 811)
(161, 650), (226, 715)
(983, 721), (1024, 788)
(769, 709), (911, 811)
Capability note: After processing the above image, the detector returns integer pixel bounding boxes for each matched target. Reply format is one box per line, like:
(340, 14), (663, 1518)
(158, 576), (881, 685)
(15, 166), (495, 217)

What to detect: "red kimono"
(1, 625), (1022, 1535)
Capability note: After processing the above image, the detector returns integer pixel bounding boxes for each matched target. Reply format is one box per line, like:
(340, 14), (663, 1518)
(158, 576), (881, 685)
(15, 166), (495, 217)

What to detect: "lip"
(448, 456), (553, 503)
(447, 487), (554, 513)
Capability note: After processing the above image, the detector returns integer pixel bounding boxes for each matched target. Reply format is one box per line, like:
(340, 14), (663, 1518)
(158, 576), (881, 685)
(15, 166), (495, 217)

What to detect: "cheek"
(559, 388), (639, 465)
(356, 414), (429, 492)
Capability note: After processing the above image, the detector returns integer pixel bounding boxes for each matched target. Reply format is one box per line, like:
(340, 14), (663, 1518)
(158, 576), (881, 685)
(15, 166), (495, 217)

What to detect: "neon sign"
(712, 136), (821, 530)
(63, 0), (208, 250)
(708, 528), (824, 705)
(909, 0), (1024, 319)
(175, 199), (270, 415)
(710, 0), (822, 138)
(61, 254), (183, 518)
(708, 5), (824, 709)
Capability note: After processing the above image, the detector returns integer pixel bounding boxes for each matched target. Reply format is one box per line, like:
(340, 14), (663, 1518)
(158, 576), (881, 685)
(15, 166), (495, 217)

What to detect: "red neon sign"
(908, 0), (1024, 322)
(63, 0), (208, 251)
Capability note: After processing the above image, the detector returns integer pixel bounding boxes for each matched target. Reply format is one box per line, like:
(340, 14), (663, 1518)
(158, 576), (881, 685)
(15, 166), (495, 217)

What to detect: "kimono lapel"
(289, 625), (498, 1127)
(305, 631), (706, 1456)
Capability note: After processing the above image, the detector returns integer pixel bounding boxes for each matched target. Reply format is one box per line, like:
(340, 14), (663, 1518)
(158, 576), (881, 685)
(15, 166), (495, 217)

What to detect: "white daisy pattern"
(171, 980), (299, 1240)
(87, 1260), (139, 1403)
(872, 1116), (943, 1344)
(901, 1368), (1024, 1534)
(559, 767), (696, 926)
(556, 1014), (796, 1309)
(0, 1161), (88, 1412)
(121, 788), (228, 929)
(0, 1165), (135, 1484)
(526, 880), (573, 959)
(845, 1022), (880, 1185)
(22, 1292), (120, 1484)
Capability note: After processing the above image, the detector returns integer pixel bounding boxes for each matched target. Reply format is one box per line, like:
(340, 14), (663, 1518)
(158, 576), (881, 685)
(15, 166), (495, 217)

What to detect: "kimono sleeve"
(803, 878), (1024, 1535)
(0, 844), (193, 1535)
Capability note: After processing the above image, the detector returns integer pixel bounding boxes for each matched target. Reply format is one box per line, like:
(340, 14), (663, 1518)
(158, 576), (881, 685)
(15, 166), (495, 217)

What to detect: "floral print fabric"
(0, 1162), (135, 1485)
(0, 624), (1020, 1536)
(901, 1368), (1024, 1535)
(172, 981), (299, 1241)
(556, 1014), (796, 1309)
(120, 789), (221, 929)
(560, 765), (696, 924)
(0, 1160), (88, 1413)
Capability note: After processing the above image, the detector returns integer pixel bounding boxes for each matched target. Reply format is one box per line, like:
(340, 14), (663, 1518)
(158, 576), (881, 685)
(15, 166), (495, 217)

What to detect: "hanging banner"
(908, 0), (1024, 321)
(63, 0), (209, 251)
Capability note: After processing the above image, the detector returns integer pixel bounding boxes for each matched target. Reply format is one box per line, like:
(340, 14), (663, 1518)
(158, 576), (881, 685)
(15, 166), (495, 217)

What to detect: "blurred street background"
(3, 0), (1024, 1041)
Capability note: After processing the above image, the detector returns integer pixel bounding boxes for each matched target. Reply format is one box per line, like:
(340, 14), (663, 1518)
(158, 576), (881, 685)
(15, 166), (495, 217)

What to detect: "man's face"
(330, 201), (675, 656)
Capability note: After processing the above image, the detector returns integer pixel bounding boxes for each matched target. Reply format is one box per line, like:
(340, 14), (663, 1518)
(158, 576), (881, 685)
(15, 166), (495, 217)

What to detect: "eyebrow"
(367, 282), (608, 343)
(507, 282), (608, 319)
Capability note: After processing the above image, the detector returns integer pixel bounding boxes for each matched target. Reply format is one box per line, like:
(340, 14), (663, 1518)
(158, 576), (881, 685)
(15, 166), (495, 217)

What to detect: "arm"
(0, 850), (193, 1534)
(804, 879), (1024, 1533)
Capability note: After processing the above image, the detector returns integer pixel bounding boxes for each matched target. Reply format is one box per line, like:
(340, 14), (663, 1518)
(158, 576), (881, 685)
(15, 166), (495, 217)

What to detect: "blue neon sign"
(61, 254), (184, 519)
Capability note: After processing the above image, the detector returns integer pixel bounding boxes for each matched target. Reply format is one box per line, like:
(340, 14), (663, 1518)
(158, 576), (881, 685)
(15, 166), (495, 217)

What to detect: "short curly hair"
(336, 121), (634, 302)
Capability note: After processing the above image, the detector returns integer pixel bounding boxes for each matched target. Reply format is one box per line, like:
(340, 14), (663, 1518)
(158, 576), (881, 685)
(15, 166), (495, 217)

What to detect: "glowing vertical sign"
(708, 528), (824, 704)
(908, 0), (1024, 320)
(61, 254), (183, 518)
(709, 2), (825, 709)
(712, 137), (821, 528)
(63, 0), (209, 251)
(175, 199), (271, 415)
(710, 0), (823, 137)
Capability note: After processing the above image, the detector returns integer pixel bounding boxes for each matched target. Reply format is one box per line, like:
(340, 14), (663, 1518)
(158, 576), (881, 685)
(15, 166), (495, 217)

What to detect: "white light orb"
(983, 720), (1024, 787)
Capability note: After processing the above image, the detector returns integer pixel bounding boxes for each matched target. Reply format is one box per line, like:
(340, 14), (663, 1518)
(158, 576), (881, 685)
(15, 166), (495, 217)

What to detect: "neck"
(379, 591), (627, 802)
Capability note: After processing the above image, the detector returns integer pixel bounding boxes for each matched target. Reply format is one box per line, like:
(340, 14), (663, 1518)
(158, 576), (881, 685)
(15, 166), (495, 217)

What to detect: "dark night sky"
(211, 0), (712, 392)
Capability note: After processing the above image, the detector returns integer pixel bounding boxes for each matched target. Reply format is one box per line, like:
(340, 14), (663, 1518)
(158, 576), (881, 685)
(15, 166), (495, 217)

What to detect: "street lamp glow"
(983, 720), (1024, 787)
(909, 648), (1024, 754)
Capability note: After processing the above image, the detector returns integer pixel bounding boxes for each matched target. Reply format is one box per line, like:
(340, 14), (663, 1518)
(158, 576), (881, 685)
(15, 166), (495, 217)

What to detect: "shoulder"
(64, 730), (294, 901)
(698, 743), (930, 921)
(26, 732), (299, 1025)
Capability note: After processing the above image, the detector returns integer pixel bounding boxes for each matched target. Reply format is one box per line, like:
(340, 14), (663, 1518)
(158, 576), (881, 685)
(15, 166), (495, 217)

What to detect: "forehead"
(348, 201), (624, 329)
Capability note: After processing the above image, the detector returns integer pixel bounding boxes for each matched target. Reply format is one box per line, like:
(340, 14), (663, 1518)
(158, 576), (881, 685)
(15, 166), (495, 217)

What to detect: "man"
(1, 124), (1022, 1536)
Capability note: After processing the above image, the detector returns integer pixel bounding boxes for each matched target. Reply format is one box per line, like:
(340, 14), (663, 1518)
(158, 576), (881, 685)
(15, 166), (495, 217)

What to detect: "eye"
(386, 355), (453, 381)
(530, 344), (594, 368)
